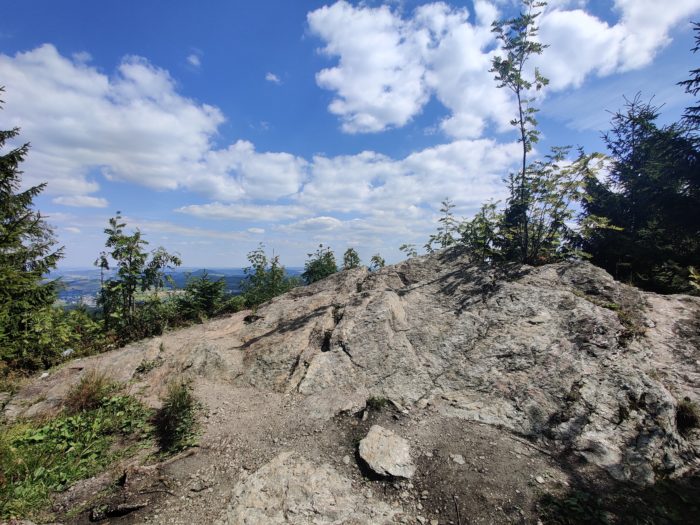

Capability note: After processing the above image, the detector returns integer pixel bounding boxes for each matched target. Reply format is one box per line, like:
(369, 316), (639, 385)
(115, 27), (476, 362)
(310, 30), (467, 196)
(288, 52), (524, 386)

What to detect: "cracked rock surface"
(215, 451), (396, 525)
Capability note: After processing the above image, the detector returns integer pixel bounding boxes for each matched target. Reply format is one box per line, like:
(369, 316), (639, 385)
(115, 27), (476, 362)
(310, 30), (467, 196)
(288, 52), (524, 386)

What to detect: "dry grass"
(64, 370), (115, 414)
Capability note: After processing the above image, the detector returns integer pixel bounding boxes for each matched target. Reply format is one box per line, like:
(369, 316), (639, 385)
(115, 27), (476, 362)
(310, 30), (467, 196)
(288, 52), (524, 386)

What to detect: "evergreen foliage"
(0, 86), (66, 372)
(581, 96), (700, 293)
(678, 22), (700, 129)
(176, 271), (228, 321)
(342, 247), (361, 270)
(302, 244), (338, 284)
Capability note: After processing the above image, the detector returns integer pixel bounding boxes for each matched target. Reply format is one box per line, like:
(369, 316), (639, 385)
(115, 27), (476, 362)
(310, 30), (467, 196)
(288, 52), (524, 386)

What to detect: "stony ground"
(3, 248), (699, 524)
(48, 385), (570, 524)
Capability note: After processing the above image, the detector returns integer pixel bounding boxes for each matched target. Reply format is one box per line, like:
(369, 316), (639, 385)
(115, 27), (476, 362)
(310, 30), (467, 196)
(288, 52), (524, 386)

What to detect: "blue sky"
(1, 0), (699, 268)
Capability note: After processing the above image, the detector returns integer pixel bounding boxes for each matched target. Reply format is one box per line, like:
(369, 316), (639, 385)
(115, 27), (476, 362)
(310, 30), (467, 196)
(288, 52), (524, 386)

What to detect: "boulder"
(358, 425), (415, 478)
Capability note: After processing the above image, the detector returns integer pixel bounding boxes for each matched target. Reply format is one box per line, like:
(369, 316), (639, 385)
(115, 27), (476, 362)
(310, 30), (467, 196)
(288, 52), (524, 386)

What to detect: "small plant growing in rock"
(135, 357), (162, 375)
(366, 396), (389, 411)
(676, 398), (699, 436)
(155, 379), (199, 452)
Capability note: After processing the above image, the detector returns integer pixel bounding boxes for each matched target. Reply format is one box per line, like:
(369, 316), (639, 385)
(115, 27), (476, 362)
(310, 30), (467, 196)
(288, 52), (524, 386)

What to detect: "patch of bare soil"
(58, 386), (572, 525)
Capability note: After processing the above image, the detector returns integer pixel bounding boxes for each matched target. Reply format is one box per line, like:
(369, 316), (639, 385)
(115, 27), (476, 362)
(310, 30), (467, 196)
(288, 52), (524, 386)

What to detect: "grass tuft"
(64, 369), (115, 414)
(155, 380), (199, 452)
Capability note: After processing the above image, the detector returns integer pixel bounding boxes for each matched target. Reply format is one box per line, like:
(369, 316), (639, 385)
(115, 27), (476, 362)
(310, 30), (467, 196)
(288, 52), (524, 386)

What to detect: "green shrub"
(126, 297), (181, 341)
(302, 244), (337, 284)
(1, 305), (107, 375)
(135, 357), (162, 375)
(155, 380), (198, 452)
(241, 244), (298, 306)
(221, 294), (246, 314)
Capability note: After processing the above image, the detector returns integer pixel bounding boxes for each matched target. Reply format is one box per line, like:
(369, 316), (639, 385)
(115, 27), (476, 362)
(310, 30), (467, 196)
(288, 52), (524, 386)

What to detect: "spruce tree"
(302, 244), (337, 284)
(582, 96), (700, 293)
(678, 22), (700, 129)
(0, 87), (64, 371)
(342, 248), (361, 270)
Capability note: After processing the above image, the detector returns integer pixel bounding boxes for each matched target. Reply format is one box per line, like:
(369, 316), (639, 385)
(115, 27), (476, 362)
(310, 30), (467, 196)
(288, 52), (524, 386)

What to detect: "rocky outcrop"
(4, 248), (700, 494)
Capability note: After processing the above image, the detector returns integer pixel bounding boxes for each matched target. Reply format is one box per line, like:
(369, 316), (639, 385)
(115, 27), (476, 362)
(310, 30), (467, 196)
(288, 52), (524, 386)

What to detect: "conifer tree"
(302, 244), (337, 284)
(679, 22), (700, 129)
(342, 248), (361, 270)
(0, 87), (64, 370)
(581, 96), (700, 293)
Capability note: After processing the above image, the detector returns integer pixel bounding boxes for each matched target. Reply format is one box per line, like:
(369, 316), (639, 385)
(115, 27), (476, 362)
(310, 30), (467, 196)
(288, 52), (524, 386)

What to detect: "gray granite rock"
(359, 425), (415, 478)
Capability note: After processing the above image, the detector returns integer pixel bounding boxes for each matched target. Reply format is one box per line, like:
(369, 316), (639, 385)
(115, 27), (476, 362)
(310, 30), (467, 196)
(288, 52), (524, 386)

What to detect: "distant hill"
(48, 267), (303, 306)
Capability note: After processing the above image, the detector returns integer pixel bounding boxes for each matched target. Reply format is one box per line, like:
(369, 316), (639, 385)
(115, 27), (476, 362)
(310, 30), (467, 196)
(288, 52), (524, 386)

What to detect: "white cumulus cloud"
(52, 195), (108, 208)
(0, 45), (307, 203)
(308, 0), (700, 137)
(177, 202), (311, 222)
(187, 53), (201, 67)
(265, 72), (281, 84)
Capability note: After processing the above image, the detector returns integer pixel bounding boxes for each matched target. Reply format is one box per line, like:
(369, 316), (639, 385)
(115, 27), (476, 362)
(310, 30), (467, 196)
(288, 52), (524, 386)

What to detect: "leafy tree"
(95, 212), (181, 334)
(0, 86), (64, 371)
(678, 22), (700, 128)
(241, 243), (297, 305)
(399, 243), (418, 258)
(302, 244), (337, 284)
(490, 0), (549, 263)
(176, 271), (228, 321)
(342, 247), (361, 270)
(369, 254), (386, 271)
(581, 95), (700, 293)
(425, 199), (460, 253)
(483, 0), (601, 265)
